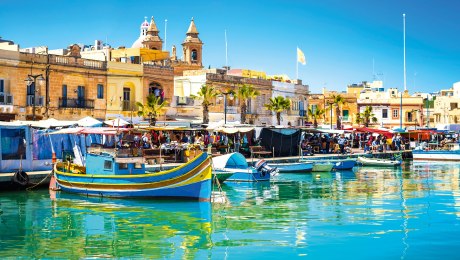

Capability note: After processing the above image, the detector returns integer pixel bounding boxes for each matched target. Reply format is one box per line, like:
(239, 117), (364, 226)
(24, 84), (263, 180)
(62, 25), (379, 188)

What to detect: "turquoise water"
(1, 161), (460, 259)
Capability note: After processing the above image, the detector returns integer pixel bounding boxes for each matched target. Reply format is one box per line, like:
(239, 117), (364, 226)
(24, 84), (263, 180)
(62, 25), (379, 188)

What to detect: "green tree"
(236, 84), (260, 124)
(356, 106), (378, 127)
(330, 94), (347, 129)
(308, 106), (325, 128)
(264, 96), (291, 125)
(136, 94), (169, 126)
(190, 84), (220, 124)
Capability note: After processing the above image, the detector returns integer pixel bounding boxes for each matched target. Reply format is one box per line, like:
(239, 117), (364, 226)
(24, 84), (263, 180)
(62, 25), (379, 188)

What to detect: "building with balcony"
(432, 82), (460, 126)
(272, 80), (309, 126)
(358, 87), (424, 129)
(0, 43), (107, 121)
(171, 68), (277, 125)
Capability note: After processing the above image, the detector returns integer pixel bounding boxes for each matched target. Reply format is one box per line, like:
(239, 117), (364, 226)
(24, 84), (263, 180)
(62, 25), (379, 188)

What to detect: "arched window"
(191, 49), (198, 61)
(148, 82), (164, 103)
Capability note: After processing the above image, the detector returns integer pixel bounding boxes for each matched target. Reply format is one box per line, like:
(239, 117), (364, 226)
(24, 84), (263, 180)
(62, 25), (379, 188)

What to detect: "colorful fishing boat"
(212, 153), (277, 182)
(267, 162), (313, 173)
(52, 128), (212, 201)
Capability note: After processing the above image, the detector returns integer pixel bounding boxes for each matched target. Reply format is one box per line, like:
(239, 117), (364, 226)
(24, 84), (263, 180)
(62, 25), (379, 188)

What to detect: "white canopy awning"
(78, 116), (102, 127)
(104, 118), (130, 127)
(212, 152), (248, 169)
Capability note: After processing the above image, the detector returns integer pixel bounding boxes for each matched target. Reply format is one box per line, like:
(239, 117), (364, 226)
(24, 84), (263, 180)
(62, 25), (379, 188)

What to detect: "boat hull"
(225, 168), (271, 182)
(54, 153), (213, 201)
(412, 150), (460, 161)
(268, 162), (313, 173)
(357, 157), (401, 167)
(331, 159), (357, 170)
(212, 169), (234, 183)
(312, 163), (334, 172)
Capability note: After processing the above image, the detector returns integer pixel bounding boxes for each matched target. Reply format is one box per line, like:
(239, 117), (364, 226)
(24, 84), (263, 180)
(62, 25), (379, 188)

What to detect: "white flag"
(297, 47), (306, 65)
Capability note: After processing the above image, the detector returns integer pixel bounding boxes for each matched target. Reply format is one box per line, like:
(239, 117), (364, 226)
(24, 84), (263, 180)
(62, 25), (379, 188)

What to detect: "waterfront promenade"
(0, 149), (411, 188)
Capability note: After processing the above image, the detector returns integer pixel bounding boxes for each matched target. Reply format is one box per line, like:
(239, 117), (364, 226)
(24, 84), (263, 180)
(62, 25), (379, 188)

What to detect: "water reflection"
(1, 162), (460, 258)
(0, 192), (211, 259)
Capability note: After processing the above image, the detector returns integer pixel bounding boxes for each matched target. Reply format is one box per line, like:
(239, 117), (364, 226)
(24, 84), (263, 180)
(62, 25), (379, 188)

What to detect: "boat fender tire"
(12, 170), (29, 186)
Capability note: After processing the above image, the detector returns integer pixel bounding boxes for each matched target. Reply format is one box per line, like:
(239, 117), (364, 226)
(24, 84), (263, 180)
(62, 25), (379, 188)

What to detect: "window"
(62, 85), (67, 107)
(119, 163), (128, 170)
(382, 109), (388, 119)
(123, 88), (131, 111)
(342, 110), (349, 121)
(311, 104), (317, 114)
(1, 128), (26, 160)
(408, 112), (413, 122)
(393, 109), (399, 118)
(0, 79), (4, 92)
(134, 163), (143, 169)
(97, 84), (104, 99)
(62, 85), (67, 97)
(104, 160), (112, 170)
(77, 86), (85, 108)
(191, 50), (198, 61)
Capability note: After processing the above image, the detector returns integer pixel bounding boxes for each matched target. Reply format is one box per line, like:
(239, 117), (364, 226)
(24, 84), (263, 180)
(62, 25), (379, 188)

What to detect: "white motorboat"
(357, 157), (401, 167)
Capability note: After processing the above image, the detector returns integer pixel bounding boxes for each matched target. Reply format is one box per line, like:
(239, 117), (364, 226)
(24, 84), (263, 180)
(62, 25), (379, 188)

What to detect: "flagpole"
(225, 30), (228, 68)
(296, 47), (299, 80)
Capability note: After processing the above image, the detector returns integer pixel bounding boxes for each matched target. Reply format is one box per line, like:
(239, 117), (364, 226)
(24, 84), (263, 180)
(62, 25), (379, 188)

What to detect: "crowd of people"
(300, 132), (410, 155)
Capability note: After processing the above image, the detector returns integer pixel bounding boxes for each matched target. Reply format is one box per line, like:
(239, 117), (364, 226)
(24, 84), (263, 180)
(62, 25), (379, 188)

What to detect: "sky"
(1, 0), (459, 93)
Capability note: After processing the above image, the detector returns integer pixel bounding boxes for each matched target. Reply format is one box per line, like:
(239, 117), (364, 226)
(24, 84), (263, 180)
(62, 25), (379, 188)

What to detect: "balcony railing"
(59, 98), (94, 109)
(0, 93), (13, 105)
(226, 106), (238, 114)
(27, 95), (44, 106)
(176, 96), (196, 106)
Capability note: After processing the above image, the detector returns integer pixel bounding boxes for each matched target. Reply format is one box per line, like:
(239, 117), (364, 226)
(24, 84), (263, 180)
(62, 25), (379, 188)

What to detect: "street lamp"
(25, 74), (45, 121)
(218, 91), (234, 124)
(326, 101), (333, 129)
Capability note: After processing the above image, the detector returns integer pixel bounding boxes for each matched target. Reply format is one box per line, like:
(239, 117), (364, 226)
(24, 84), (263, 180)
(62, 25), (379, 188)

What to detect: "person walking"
(338, 134), (347, 155)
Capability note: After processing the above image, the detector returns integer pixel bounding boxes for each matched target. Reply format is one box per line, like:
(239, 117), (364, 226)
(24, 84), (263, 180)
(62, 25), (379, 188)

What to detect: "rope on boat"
(210, 157), (229, 204)
(26, 169), (54, 191)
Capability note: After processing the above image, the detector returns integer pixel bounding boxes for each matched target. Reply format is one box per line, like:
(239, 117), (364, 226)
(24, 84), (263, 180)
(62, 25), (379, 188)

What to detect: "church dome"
(132, 17), (150, 48)
(132, 37), (145, 48)
(141, 17), (149, 28)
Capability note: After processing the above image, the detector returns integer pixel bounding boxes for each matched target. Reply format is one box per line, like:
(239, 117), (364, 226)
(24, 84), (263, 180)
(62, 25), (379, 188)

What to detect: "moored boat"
(329, 159), (357, 170)
(212, 153), (277, 182)
(357, 156), (401, 167)
(300, 158), (356, 170)
(267, 162), (313, 173)
(311, 162), (334, 172)
(412, 143), (460, 161)
(212, 169), (234, 183)
(52, 128), (213, 201)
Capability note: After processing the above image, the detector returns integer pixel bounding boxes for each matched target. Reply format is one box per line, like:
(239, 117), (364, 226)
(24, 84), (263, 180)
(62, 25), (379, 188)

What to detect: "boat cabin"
(85, 146), (145, 175)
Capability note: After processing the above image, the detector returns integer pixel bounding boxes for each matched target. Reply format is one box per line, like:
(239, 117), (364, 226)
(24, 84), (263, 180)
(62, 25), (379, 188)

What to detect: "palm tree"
(264, 96), (291, 125)
(136, 94), (169, 126)
(356, 106), (378, 127)
(330, 94), (346, 129)
(308, 107), (325, 128)
(190, 84), (220, 124)
(236, 84), (260, 124)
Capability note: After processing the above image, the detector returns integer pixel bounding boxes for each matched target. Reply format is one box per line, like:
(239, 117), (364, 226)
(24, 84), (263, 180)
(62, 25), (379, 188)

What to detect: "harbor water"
(1, 161), (459, 259)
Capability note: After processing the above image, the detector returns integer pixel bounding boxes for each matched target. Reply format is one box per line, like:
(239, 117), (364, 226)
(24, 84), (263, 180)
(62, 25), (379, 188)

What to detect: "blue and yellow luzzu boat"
(53, 147), (212, 201)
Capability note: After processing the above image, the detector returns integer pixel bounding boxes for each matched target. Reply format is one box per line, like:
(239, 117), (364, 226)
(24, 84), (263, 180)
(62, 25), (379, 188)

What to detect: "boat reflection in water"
(48, 193), (212, 259)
